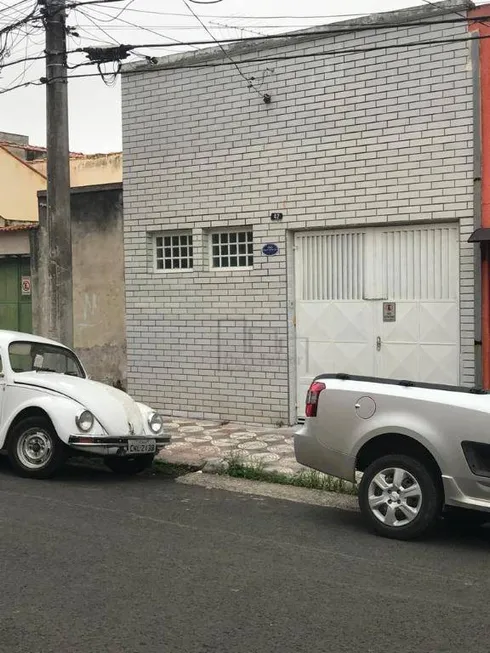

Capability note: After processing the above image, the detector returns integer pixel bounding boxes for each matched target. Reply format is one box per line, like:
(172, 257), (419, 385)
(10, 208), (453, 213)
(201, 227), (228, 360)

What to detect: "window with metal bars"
(210, 230), (253, 269)
(154, 232), (193, 271)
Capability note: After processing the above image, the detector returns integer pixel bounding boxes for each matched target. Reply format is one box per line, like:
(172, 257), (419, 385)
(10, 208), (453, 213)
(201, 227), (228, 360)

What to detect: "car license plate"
(128, 440), (156, 454)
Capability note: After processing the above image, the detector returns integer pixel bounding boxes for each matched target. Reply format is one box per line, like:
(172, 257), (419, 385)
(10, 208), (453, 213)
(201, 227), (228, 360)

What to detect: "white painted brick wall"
(122, 9), (475, 424)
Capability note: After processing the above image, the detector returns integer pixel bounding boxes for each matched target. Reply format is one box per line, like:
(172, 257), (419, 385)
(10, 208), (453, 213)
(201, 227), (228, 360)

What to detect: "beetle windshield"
(9, 341), (85, 378)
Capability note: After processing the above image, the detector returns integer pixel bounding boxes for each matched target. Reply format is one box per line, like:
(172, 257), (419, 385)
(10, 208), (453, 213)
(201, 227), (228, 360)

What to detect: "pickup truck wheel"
(7, 416), (67, 479)
(104, 454), (154, 475)
(358, 454), (442, 540)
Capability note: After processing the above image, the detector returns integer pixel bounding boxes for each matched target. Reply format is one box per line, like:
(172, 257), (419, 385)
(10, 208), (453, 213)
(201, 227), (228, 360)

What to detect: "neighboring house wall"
(122, 1), (475, 423)
(30, 152), (122, 187)
(0, 230), (30, 255)
(32, 184), (126, 386)
(0, 146), (46, 221)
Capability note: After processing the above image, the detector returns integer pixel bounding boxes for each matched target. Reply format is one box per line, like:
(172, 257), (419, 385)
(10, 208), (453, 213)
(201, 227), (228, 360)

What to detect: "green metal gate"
(0, 257), (32, 333)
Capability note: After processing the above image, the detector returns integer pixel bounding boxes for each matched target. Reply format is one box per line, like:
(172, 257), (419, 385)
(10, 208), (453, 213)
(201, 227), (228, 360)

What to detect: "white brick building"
(121, 0), (477, 425)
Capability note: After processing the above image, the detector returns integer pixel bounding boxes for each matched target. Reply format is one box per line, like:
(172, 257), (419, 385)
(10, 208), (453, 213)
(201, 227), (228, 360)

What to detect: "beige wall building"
(0, 131), (122, 225)
(0, 132), (125, 382)
(0, 145), (47, 223)
(30, 152), (122, 187)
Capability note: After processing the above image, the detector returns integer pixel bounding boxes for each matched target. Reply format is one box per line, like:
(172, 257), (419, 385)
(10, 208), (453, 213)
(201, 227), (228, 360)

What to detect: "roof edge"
(122, 0), (475, 74)
(0, 145), (47, 181)
(37, 181), (122, 198)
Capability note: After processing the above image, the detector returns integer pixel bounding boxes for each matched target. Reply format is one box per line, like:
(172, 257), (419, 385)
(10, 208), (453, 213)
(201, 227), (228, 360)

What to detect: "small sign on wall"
(262, 243), (279, 256)
(21, 276), (31, 296)
(383, 302), (396, 322)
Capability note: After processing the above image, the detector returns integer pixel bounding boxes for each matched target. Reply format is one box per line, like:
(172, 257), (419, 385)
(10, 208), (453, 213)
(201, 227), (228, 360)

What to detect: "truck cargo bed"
(313, 373), (488, 395)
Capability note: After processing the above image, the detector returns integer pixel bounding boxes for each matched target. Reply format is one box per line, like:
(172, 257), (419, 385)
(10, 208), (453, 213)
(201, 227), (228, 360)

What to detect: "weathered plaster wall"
(32, 183), (126, 387)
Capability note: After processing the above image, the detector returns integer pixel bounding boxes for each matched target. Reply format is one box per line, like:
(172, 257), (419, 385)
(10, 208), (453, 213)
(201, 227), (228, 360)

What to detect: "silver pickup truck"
(294, 373), (490, 540)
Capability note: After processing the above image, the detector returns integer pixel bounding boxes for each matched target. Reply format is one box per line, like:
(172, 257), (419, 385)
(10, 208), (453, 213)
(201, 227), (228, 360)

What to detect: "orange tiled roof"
(0, 223), (38, 232)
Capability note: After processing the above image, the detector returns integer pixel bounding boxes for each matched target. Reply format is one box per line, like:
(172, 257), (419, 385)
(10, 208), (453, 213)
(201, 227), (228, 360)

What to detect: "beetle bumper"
(68, 435), (170, 457)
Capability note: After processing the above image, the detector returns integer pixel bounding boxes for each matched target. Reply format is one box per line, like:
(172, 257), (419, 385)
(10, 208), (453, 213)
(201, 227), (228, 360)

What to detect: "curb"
(197, 456), (359, 497)
(177, 472), (359, 512)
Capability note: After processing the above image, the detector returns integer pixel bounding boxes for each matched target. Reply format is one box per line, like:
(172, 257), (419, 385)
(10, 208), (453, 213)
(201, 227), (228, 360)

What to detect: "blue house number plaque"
(262, 243), (279, 256)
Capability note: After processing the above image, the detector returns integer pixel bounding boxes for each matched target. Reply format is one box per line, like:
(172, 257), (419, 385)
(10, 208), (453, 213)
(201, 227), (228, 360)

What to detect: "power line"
(84, 3), (201, 50)
(94, 1), (490, 19)
(3, 28), (490, 97)
(4, 20), (490, 74)
(0, 4), (41, 37)
(74, 23), (330, 30)
(0, 0), (33, 20)
(0, 77), (41, 94)
(182, 0), (267, 100)
(105, 0), (134, 22)
(76, 5), (123, 45)
(421, 0), (490, 33)
(68, 31), (490, 76)
(0, 51), (45, 69)
(66, 0), (127, 8)
(91, 9), (388, 19)
(3, 9), (490, 91)
(6, 49), (41, 86)
(67, 15), (490, 52)
(69, 17), (490, 53)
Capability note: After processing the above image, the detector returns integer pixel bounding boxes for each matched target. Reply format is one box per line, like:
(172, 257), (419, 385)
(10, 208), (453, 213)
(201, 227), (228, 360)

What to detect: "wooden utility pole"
(41, 0), (73, 346)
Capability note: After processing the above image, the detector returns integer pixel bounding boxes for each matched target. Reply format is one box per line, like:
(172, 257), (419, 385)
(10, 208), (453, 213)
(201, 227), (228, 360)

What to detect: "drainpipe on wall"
(469, 6), (490, 388)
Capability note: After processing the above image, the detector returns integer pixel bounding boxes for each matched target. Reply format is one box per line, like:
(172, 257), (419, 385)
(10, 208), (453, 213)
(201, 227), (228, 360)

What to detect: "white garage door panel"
(418, 345), (459, 384)
(378, 301), (459, 384)
(384, 227), (458, 300)
(296, 231), (364, 301)
(377, 343), (421, 380)
(295, 224), (459, 416)
(296, 301), (375, 407)
(418, 302), (459, 343)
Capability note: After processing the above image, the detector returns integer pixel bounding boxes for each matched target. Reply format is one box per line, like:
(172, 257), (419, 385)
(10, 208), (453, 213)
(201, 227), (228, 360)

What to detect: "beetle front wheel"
(7, 416), (68, 479)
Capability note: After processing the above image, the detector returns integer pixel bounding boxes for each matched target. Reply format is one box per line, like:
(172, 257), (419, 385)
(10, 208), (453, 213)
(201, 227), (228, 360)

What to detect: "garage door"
(0, 257), (32, 333)
(295, 224), (459, 416)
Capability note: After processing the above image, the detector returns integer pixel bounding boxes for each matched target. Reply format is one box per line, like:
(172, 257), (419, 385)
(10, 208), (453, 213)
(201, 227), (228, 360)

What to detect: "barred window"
(210, 230), (253, 269)
(155, 232), (193, 271)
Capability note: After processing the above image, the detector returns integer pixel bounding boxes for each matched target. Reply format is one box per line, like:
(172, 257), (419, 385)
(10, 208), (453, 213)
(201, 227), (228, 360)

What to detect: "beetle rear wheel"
(7, 416), (68, 479)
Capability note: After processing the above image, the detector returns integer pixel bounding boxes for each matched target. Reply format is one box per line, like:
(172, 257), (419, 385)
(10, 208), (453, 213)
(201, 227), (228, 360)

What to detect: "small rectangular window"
(154, 232), (193, 271)
(210, 230), (253, 269)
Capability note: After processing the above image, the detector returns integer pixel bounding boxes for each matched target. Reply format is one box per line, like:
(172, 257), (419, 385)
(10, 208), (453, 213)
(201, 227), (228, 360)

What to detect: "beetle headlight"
(76, 410), (94, 432)
(148, 412), (163, 434)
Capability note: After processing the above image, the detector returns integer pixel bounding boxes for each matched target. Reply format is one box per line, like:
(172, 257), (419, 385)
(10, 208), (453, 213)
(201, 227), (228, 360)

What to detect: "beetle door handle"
(376, 336), (381, 351)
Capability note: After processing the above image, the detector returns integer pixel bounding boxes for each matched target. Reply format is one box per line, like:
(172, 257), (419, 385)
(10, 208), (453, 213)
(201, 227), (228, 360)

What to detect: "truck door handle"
(376, 336), (381, 351)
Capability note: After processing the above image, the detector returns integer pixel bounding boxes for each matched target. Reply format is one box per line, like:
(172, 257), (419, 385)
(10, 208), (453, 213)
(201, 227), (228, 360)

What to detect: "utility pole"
(40, 0), (73, 347)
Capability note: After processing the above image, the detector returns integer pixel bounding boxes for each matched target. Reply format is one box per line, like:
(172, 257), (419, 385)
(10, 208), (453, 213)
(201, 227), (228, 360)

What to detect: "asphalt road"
(0, 461), (489, 653)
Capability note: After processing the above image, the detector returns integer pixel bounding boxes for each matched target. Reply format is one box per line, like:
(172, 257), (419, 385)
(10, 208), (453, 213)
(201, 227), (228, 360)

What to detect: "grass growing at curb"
(151, 459), (200, 477)
(223, 452), (358, 496)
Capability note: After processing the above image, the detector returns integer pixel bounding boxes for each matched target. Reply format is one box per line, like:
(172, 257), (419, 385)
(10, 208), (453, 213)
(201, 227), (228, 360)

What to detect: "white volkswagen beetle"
(0, 330), (170, 479)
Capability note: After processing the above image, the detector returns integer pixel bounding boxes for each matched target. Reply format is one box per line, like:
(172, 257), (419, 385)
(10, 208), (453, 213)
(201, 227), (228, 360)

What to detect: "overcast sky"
(0, 0), (466, 152)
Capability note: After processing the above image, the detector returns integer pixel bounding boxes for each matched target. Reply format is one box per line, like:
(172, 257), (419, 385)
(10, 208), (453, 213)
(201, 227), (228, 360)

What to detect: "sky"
(0, 0), (464, 152)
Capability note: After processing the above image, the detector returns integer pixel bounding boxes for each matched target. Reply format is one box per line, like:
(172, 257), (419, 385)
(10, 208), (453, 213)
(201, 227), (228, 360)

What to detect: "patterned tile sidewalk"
(157, 418), (302, 475)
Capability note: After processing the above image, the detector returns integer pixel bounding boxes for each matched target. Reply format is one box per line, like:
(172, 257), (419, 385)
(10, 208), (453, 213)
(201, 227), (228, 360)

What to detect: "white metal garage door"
(295, 224), (459, 415)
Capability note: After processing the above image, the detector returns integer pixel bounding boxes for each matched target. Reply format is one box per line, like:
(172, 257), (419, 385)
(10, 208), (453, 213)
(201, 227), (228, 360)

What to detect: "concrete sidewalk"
(157, 417), (301, 474)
